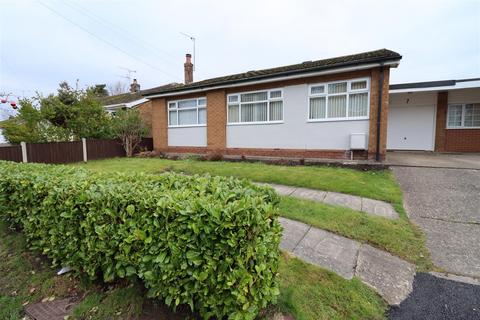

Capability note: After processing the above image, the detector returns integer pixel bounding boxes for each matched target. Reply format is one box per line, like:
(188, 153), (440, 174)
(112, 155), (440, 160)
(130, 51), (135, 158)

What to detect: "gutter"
(144, 60), (401, 98)
(376, 65), (385, 162)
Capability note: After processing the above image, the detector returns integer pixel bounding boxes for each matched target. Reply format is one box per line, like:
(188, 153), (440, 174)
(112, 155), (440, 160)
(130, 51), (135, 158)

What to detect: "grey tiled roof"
(142, 49), (401, 96)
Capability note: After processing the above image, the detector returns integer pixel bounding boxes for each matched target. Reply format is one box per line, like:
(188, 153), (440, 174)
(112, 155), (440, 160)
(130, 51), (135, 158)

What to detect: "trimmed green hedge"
(0, 161), (282, 319)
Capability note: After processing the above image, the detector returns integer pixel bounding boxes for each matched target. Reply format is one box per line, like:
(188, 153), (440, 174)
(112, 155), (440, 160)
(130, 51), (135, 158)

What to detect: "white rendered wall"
(226, 84), (370, 150)
(168, 126), (207, 147)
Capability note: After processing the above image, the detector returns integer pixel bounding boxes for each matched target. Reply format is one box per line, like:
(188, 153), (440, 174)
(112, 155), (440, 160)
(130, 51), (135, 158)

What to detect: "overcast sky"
(0, 0), (479, 104)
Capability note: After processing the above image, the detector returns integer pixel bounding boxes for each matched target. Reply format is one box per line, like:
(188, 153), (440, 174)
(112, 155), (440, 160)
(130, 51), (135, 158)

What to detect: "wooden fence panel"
(0, 138), (153, 164)
(0, 145), (23, 162)
(87, 139), (125, 160)
(27, 141), (83, 164)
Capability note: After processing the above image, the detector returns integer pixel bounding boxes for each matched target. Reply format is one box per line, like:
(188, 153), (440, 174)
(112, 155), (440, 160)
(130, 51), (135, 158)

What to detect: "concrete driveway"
(393, 165), (480, 278)
(387, 152), (480, 170)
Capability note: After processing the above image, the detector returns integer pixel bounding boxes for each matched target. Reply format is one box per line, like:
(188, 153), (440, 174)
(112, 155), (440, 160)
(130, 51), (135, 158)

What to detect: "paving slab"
(361, 198), (399, 220)
(278, 217), (310, 251)
(293, 227), (360, 279)
(323, 191), (362, 211)
(356, 244), (415, 305)
(290, 187), (327, 202)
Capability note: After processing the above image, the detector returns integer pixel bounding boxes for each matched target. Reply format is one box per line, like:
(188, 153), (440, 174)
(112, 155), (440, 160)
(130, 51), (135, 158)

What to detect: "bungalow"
(142, 49), (402, 161)
(387, 78), (480, 152)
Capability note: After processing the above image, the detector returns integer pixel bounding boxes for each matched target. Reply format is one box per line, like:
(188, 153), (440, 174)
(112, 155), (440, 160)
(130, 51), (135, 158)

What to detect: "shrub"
(0, 161), (282, 319)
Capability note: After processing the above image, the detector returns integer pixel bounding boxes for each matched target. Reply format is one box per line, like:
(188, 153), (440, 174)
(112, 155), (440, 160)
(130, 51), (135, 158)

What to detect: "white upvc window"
(308, 78), (370, 122)
(227, 89), (283, 124)
(168, 97), (206, 127)
(447, 103), (480, 129)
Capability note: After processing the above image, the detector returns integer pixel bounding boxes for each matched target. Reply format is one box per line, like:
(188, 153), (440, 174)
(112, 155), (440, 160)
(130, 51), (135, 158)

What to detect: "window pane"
(178, 99), (197, 109)
(327, 95), (347, 118)
(241, 91), (268, 103)
(309, 97), (326, 119)
(178, 109), (197, 125)
(270, 90), (282, 99)
(169, 110), (177, 125)
(269, 101), (283, 121)
(241, 102), (267, 122)
(168, 102), (176, 109)
(464, 104), (480, 127)
(228, 95), (238, 103)
(198, 108), (206, 124)
(328, 82), (347, 94)
(448, 105), (462, 127)
(228, 105), (239, 123)
(348, 93), (368, 117)
(351, 81), (367, 90)
(311, 85), (325, 95)
(198, 98), (206, 106)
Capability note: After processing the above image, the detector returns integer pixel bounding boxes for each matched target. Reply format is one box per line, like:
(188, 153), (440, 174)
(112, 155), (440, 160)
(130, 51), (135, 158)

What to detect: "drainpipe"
(376, 64), (385, 162)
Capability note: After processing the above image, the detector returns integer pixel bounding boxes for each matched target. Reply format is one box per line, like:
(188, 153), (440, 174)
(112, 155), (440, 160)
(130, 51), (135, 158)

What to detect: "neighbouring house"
(142, 49), (402, 161)
(102, 80), (178, 137)
(387, 78), (480, 152)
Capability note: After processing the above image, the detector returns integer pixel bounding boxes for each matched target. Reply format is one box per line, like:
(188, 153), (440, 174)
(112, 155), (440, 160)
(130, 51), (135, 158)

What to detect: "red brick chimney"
(184, 53), (193, 84)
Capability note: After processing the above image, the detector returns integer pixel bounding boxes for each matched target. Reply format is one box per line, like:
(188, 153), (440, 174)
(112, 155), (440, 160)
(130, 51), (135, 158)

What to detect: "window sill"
(227, 121), (284, 126)
(446, 126), (480, 130)
(168, 124), (207, 129)
(307, 117), (369, 123)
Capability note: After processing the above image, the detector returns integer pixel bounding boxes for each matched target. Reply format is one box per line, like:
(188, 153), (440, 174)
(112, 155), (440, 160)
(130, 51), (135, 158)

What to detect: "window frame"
(307, 77), (371, 122)
(446, 103), (480, 129)
(168, 97), (207, 128)
(227, 88), (284, 125)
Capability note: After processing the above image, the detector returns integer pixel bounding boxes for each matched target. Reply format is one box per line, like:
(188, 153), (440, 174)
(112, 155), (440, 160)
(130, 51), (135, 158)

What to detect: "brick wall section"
(151, 98), (167, 150)
(206, 90), (227, 150)
(137, 101), (152, 137)
(367, 67), (390, 160)
(434, 92), (448, 152)
(156, 146), (368, 160)
(445, 130), (480, 152)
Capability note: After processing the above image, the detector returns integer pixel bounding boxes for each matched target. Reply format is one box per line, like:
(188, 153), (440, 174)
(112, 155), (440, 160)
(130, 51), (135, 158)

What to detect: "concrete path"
(261, 183), (399, 220)
(387, 151), (480, 170)
(280, 217), (415, 305)
(393, 167), (480, 278)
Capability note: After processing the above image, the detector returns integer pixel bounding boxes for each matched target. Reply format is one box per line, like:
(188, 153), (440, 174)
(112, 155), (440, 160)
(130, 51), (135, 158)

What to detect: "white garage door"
(387, 104), (436, 151)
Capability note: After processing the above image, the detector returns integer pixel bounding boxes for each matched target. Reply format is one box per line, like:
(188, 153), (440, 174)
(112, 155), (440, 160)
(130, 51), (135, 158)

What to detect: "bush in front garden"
(0, 161), (282, 319)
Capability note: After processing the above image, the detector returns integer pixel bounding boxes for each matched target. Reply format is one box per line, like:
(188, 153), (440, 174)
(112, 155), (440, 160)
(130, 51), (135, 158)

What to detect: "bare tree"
(108, 81), (128, 95)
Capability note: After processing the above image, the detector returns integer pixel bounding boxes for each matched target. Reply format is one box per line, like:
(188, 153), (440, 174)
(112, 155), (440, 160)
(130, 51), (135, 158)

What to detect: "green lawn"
(75, 158), (403, 210)
(0, 221), (387, 320)
(75, 158), (432, 269)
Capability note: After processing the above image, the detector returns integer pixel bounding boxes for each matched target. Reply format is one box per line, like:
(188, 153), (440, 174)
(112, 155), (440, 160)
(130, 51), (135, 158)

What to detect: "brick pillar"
(151, 98), (168, 151)
(206, 89), (227, 151)
(434, 91), (448, 152)
(368, 67), (391, 160)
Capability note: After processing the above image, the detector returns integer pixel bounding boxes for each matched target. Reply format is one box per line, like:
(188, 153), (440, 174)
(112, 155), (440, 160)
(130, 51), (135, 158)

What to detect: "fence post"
(20, 142), (28, 163)
(82, 138), (88, 162)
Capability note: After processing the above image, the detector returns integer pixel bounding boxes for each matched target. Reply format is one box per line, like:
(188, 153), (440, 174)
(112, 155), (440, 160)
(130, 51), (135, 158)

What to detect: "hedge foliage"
(0, 161), (282, 319)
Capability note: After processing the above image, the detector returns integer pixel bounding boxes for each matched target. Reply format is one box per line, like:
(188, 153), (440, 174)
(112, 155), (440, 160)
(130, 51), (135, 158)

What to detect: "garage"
(387, 92), (436, 151)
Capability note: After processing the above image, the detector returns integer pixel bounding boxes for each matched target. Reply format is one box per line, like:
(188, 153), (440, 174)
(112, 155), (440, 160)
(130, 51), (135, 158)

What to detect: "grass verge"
(0, 221), (387, 320)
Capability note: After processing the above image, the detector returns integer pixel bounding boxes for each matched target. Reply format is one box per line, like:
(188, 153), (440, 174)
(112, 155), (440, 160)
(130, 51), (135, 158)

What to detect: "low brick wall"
(445, 129), (480, 152)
